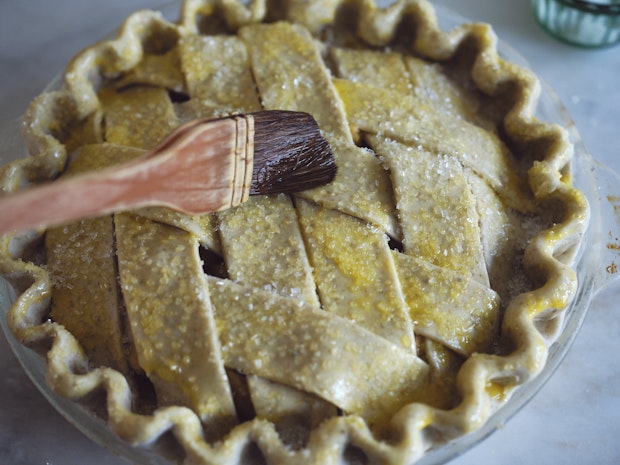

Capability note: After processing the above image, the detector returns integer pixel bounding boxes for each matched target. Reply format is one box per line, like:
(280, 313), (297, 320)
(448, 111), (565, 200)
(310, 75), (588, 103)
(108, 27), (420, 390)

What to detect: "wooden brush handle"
(0, 115), (254, 235)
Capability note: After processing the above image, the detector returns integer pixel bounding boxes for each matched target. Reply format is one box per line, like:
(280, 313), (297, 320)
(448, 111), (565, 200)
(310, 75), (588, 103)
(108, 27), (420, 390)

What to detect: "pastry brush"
(0, 110), (335, 235)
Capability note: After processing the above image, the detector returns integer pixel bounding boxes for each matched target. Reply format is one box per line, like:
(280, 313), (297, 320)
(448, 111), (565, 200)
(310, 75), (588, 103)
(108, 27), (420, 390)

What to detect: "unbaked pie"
(0, 0), (589, 464)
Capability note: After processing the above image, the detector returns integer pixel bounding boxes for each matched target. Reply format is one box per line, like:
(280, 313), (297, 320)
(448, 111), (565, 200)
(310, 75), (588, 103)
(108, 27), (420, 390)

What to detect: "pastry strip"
(239, 22), (399, 238)
(296, 198), (415, 353)
(47, 218), (126, 370)
(46, 143), (153, 374)
(100, 85), (179, 150)
(330, 46), (486, 126)
(332, 78), (531, 212)
(208, 277), (428, 427)
(179, 35), (262, 117)
(137, 207), (221, 254)
(115, 213), (236, 435)
(243, 376), (336, 432)
(466, 173), (528, 301)
(402, 55), (487, 127)
(416, 339), (463, 409)
(218, 194), (337, 428)
(392, 251), (500, 356)
(218, 194), (319, 306)
(329, 47), (414, 95)
(369, 136), (489, 285)
(115, 47), (185, 93)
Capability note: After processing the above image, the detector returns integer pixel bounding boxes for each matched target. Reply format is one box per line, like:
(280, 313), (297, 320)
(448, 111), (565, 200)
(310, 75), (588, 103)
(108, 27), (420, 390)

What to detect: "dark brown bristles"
(249, 110), (336, 195)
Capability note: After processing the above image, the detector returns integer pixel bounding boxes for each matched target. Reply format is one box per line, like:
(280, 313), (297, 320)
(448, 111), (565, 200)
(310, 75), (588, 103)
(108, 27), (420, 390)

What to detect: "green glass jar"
(531, 0), (620, 47)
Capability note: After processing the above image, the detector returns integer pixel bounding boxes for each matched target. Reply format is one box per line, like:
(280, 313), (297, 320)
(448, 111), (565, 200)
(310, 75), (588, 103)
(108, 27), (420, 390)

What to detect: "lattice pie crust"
(0, 1), (589, 464)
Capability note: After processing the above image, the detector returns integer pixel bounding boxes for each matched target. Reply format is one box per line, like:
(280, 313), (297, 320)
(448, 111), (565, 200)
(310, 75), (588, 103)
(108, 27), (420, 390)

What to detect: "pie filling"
(0, 1), (589, 464)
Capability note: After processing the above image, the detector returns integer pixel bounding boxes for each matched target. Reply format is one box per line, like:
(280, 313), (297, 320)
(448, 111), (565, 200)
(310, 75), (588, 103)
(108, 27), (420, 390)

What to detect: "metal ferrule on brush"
(230, 114), (254, 208)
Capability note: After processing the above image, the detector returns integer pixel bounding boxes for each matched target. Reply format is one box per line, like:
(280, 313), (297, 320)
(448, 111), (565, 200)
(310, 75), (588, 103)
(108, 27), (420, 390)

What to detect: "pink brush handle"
(0, 116), (253, 235)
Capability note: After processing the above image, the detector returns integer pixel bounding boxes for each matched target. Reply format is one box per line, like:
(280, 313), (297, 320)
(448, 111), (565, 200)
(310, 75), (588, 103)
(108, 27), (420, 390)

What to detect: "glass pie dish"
(1, 1), (619, 464)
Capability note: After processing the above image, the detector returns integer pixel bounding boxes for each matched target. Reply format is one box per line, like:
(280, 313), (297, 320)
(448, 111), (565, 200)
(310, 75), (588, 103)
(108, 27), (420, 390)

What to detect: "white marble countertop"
(0, 1), (619, 464)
